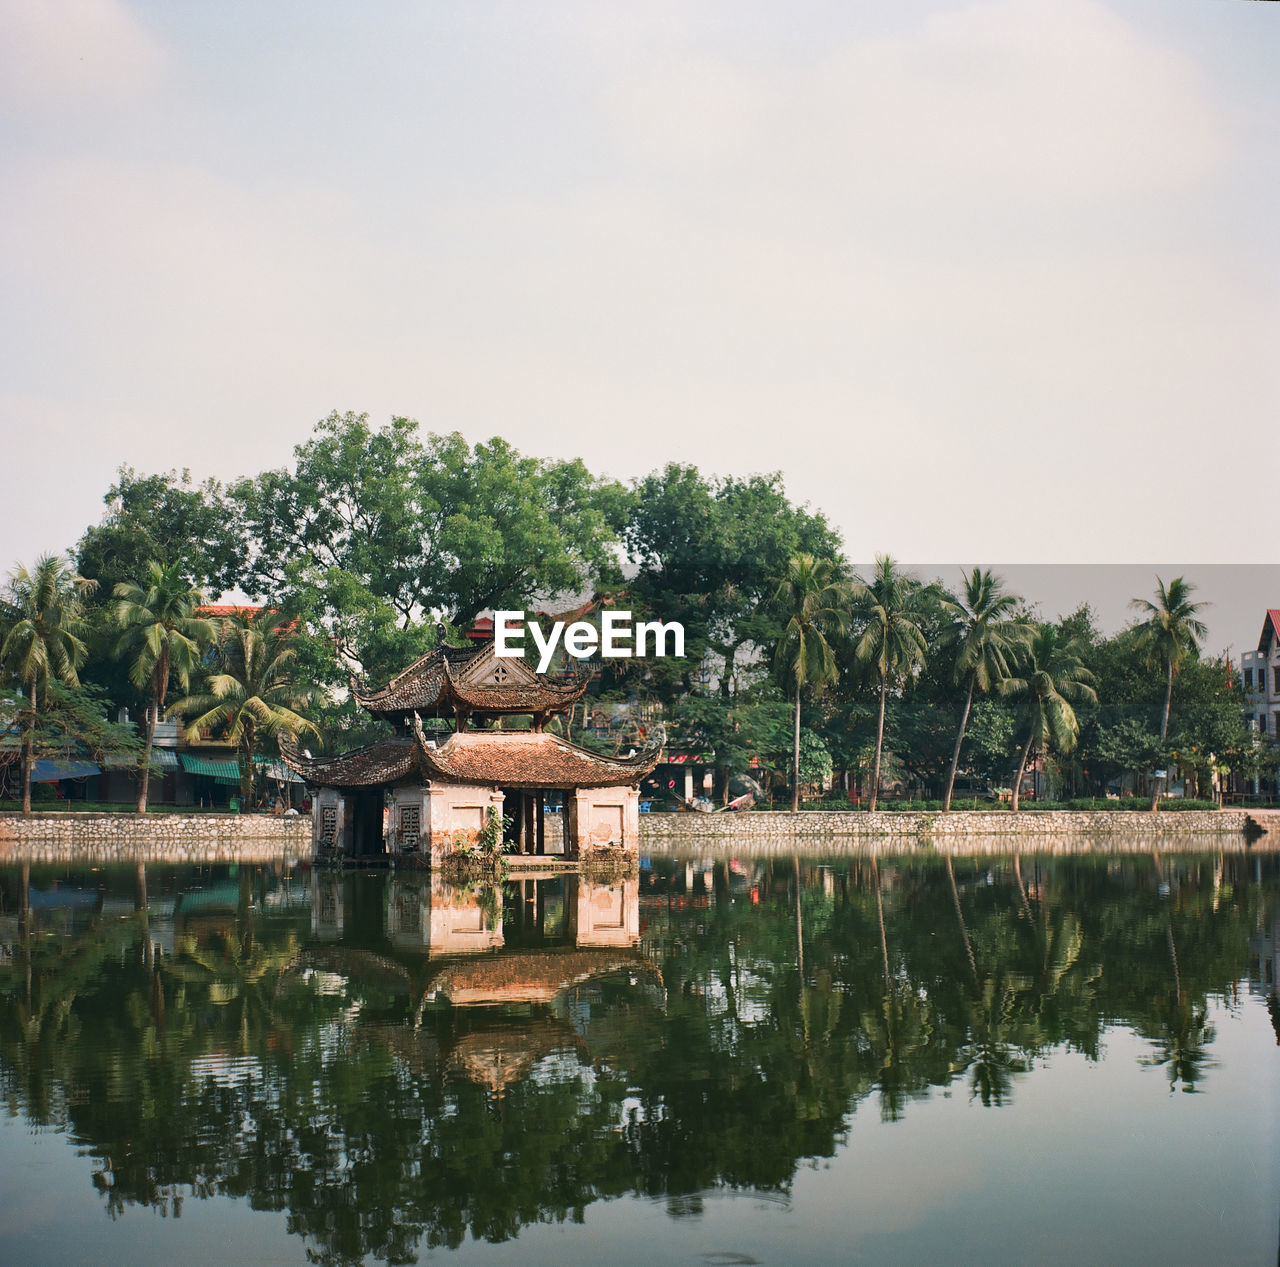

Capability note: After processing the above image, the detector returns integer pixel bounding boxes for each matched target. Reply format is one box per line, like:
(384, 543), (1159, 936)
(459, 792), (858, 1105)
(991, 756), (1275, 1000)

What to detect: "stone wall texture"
(0, 812), (310, 865)
(638, 808), (1253, 852)
(0, 808), (1263, 865)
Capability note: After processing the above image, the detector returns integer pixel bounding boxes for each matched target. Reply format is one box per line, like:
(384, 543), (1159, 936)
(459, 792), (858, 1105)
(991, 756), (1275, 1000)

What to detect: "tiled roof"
(414, 726), (663, 789)
(278, 733), (418, 788)
(1261, 610), (1280, 652)
(352, 642), (589, 718)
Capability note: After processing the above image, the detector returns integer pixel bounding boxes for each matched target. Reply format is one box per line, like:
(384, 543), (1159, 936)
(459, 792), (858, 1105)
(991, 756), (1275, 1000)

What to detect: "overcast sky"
(2, 2), (1277, 640)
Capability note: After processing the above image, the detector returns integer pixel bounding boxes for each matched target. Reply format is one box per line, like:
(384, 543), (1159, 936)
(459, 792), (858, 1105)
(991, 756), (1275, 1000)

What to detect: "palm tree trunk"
(791, 677), (801, 813)
(943, 676), (975, 811)
(870, 673), (888, 812)
(20, 673), (35, 815)
(1011, 731), (1034, 813)
(239, 717), (255, 807)
(136, 704), (156, 814)
(1151, 659), (1175, 814)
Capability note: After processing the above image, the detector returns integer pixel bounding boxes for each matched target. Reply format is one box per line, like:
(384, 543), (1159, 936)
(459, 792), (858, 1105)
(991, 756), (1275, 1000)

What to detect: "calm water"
(1, 850), (1277, 1265)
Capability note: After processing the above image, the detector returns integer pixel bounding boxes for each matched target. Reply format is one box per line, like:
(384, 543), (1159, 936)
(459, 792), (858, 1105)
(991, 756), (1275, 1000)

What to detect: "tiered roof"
(287, 637), (661, 791)
(351, 642), (589, 722)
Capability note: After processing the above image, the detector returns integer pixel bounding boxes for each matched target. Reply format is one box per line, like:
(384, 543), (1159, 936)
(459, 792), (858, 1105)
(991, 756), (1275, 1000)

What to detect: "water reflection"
(0, 852), (1277, 1262)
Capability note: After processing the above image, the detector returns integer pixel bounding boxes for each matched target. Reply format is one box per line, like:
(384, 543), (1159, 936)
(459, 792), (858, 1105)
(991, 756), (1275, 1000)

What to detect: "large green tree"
(1003, 627), (1097, 811)
(1130, 576), (1208, 811)
(0, 556), (96, 812)
(624, 465), (843, 707)
(851, 558), (935, 811)
(170, 610), (320, 805)
(940, 569), (1032, 810)
(772, 555), (850, 811)
(235, 413), (628, 655)
(112, 562), (214, 812)
(77, 466), (244, 599)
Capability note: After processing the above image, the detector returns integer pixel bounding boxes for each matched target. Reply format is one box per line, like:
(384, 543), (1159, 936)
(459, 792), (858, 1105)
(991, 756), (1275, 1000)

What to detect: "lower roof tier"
(279, 725), (663, 791)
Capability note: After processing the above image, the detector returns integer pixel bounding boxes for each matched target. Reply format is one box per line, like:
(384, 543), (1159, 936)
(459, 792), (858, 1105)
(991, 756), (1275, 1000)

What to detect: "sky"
(1, 1), (1277, 647)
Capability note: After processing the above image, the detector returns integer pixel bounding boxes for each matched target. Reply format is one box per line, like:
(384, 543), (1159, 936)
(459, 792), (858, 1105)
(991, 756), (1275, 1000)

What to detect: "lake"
(1, 848), (1277, 1264)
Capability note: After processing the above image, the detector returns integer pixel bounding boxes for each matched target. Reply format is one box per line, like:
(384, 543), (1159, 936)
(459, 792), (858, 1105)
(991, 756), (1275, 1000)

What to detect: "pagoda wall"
(569, 786), (640, 862)
(423, 782), (506, 866)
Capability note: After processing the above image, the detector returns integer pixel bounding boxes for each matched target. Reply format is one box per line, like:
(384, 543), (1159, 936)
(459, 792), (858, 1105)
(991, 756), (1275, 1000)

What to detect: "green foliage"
(235, 412), (627, 639)
(0, 681), (141, 802)
(169, 610), (320, 804)
(0, 556), (98, 811)
(623, 464), (843, 704)
(77, 466), (244, 597)
(449, 807), (511, 873)
(850, 556), (938, 809)
(110, 561), (215, 811)
(798, 728), (833, 786)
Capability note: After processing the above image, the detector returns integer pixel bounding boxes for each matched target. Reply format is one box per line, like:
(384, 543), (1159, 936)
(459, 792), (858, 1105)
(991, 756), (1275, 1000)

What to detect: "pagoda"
(280, 638), (661, 864)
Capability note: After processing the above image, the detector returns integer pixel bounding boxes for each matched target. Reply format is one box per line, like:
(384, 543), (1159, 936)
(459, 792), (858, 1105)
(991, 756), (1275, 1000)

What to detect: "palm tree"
(940, 569), (1032, 811)
(851, 557), (934, 811)
(773, 555), (849, 811)
(113, 561), (214, 812)
(170, 609), (320, 806)
(1130, 576), (1208, 811)
(0, 556), (96, 813)
(1002, 627), (1096, 812)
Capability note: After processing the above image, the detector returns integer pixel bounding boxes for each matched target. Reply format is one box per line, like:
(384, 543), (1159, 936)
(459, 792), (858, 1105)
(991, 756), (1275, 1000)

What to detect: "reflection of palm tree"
(1143, 997), (1215, 1093)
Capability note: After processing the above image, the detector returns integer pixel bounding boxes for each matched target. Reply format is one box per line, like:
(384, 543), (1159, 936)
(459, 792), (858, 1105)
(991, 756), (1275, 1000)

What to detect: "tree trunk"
(1151, 659), (1175, 813)
(791, 677), (801, 813)
(136, 704), (156, 814)
(20, 673), (35, 814)
(943, 676), (975, 812)
(239, 717), (256, 806)
(1011, 731), (1034, 813)
(870, 673), (888, 812)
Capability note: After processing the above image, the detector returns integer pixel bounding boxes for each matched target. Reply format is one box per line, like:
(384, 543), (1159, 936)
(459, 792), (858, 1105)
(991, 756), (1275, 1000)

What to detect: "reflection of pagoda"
(281, 639), (661, 864)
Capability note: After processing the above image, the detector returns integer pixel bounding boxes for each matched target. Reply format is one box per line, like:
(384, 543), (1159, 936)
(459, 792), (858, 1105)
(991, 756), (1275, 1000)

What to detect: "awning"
(30, 759), (100, 782)
(177, 753), (303, 784)
(179, 753), (241, 783)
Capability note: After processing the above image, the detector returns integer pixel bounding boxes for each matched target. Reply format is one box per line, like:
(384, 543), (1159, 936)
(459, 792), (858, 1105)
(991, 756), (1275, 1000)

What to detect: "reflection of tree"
(0, 854), (1274, 1264)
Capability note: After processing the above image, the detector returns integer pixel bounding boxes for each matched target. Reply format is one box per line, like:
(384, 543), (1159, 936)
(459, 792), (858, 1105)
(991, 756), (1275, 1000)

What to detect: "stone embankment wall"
(640, 809), (1254, 854)
(0, 812), (310, 864)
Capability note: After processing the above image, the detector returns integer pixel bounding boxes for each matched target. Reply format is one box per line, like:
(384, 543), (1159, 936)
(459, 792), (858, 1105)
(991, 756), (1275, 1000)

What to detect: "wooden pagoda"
(280, 639), (661, 864)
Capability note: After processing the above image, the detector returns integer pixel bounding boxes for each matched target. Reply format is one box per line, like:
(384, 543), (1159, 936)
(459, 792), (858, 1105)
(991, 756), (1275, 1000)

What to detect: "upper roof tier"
(351, 642), (590, 722)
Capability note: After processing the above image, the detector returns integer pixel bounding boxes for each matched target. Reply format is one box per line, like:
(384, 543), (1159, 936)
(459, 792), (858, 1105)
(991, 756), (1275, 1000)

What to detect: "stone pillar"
(313, 788), (346, 856)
